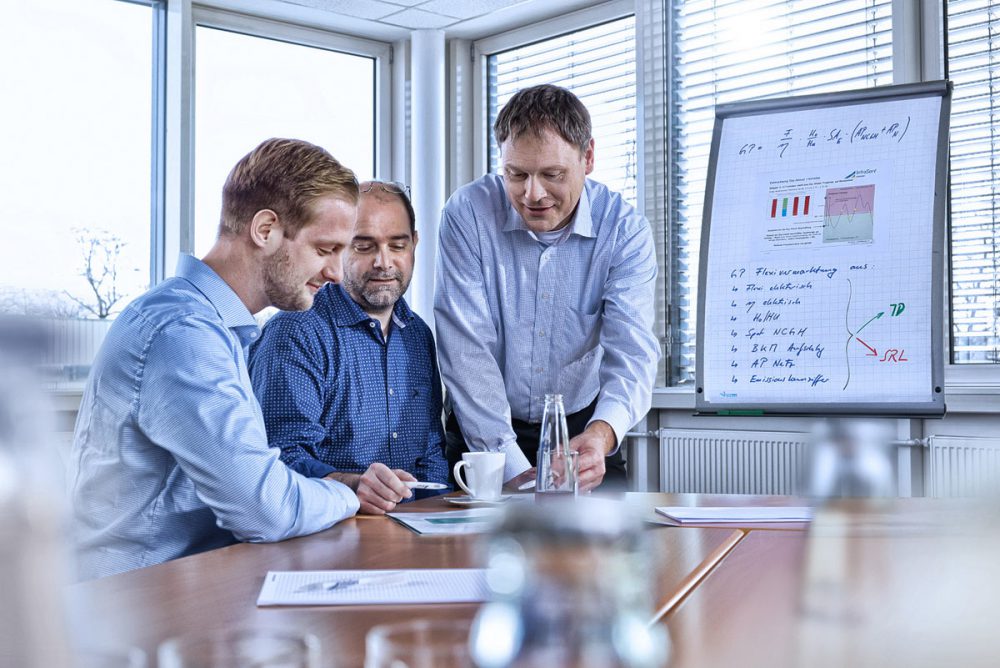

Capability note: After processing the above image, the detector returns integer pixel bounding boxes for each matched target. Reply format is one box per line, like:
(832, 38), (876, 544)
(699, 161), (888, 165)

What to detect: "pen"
(403, 481), (449, 490)
(296, 572), (410, 593)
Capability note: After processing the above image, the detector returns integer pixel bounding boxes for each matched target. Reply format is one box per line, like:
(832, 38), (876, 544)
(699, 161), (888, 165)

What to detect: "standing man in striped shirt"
(435, 84), (659, 492)
(70, 139), (361, 579)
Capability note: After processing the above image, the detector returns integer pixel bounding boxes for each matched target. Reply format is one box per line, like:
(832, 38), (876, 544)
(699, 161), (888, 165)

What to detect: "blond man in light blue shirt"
(70, 139), (361, 578)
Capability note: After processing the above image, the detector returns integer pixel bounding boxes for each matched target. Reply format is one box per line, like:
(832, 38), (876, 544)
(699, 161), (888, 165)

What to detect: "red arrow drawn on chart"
(856, 337), (877, 356)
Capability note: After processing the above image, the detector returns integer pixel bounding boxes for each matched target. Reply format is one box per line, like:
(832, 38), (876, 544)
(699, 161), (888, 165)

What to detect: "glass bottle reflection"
(471, 497), (669, 668)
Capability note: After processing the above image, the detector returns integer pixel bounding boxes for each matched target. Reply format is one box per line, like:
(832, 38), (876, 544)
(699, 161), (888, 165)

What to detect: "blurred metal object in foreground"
(471, 496), (668, 668)
(0, 316), (73, 667)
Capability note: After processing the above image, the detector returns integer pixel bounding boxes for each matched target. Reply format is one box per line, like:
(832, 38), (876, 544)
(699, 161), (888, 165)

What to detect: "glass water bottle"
(470, 497), (670, 668)
(535, 394), (578, 496)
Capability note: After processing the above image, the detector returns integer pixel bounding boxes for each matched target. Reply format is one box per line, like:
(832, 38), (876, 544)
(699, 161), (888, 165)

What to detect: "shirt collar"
(327, 283), (414, 330)
(175, 255), (259, 342)
(502, 178), (596, 240)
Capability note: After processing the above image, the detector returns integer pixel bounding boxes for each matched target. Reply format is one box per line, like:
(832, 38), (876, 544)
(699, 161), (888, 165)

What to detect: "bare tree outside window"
(64, 227), (139, 320)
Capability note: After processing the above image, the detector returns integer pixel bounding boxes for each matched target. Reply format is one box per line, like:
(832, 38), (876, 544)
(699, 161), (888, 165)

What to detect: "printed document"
(655, 506), (813, 524)
(387, 508), (501, 535)
(257, 568), (489, 606)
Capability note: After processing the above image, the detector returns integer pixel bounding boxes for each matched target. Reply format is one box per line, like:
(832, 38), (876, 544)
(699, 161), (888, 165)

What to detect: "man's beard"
(263, 245), (312, 311)
(343, 269), (408, 312)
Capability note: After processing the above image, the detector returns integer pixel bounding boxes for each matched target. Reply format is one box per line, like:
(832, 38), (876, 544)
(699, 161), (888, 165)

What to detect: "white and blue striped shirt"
(70, 254), (359, 579)
(434, 174), (659, 480)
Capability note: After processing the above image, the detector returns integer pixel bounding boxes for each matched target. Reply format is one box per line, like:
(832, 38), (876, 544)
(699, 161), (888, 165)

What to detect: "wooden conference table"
(67, 493), (1000, 667)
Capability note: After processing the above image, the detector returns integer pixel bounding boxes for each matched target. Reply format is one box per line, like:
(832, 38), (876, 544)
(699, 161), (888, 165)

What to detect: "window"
(193, 25), (376, 257)
(0, 0), (155, 385)
(946, 1), (1000, 364)
(667, 0), (893, 385)
(485, 16), (638, 205)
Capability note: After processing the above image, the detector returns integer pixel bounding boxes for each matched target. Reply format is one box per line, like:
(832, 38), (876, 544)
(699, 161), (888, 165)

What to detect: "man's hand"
(503, 467), (537, 493)
(569, 421), (616, 493)
(326, 463), (415, 515)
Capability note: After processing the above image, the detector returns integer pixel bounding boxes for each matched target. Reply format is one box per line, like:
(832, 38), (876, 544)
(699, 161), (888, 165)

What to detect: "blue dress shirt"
(434, 174), (660, 480)
(248, 284), (449, 492)
(70, 254), (359, 579)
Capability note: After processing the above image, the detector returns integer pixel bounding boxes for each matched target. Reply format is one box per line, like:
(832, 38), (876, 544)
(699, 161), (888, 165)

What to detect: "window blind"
(946, 0), (1000, 364)
(668, 0), (893, 385)
(486, 15), (638, 205)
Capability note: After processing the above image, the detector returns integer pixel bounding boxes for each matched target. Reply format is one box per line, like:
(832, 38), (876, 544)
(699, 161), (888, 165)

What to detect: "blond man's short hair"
(220, 138), (359, 239)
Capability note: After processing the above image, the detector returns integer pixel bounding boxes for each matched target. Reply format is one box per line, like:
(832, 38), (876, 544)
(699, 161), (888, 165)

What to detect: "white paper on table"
(256, 568), (489, 606)
(655, 506), (813, 524)
(387, 508), (502, 535)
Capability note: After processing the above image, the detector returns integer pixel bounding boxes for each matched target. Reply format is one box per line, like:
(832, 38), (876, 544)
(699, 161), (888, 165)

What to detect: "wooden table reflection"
(67, 493), (742, 667)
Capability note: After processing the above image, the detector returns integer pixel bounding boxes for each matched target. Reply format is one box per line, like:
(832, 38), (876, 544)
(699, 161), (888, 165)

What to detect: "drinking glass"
(158, 629), (319, 668)
(75, 646), (147, 668)
(365, 619), (473, 668)
(536, 448), (579, 496)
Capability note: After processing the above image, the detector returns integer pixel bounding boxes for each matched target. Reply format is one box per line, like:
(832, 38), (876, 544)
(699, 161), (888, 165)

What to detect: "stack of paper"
(655, 506), (813, 524)
(257, 568), (489, 606)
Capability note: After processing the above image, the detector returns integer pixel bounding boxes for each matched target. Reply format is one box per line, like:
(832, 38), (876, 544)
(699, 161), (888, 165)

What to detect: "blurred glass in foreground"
(75, 646), (147, 668)
(471, 496), (668, 668)
(158, 629), (319, 668)
(0, 316), (73, 667)
(802, 418), (895, 500)
(795, 418), (1000, 666)
(365, 619), (473, 668)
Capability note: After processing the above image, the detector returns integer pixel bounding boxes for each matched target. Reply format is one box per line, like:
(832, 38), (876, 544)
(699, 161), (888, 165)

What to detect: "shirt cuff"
(500, 441), (532, 481)
(587, 402), (634, 457)
(322, 478), (361, 516)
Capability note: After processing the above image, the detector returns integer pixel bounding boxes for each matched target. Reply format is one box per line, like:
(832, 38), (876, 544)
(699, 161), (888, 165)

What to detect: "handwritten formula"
(738, 116), (911, 159)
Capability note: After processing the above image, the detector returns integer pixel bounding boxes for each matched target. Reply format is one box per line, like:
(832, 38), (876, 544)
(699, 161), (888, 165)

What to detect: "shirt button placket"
(530, 247), (558, 422)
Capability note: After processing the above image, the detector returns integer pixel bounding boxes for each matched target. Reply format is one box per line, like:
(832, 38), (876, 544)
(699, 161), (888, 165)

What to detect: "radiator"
(926, 436), (1000, 498)
(660, 429), (808, 495)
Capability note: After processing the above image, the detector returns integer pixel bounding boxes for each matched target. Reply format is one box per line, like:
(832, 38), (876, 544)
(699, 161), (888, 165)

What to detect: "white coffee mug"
(453, 452), (505, 501)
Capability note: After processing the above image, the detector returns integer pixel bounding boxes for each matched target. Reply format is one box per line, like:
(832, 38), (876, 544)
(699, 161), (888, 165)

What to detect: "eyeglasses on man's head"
(359, 180), (411, 200)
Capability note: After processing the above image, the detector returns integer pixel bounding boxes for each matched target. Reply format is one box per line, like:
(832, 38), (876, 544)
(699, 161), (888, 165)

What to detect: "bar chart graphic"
(769, 195), (811, 219)
(823, 184), (875, 243)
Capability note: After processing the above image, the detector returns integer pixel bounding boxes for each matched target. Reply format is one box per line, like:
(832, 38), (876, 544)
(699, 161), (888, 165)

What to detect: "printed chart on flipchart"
(701, 95), (942, 406)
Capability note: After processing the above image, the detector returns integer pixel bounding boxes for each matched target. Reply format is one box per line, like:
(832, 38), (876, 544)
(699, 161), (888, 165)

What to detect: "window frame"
(160, 5), (392, 274)
(906, 0), (1000, 400)
(471, 0), (636, 178)
(652, 0), (1000, 409)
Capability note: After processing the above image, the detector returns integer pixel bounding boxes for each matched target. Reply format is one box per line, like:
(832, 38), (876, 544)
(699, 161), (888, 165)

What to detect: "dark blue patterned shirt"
(249, 284), (449, 494)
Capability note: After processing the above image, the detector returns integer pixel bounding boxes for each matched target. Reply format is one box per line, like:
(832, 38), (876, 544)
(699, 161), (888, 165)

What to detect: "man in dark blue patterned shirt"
(249, 181), (449, 515)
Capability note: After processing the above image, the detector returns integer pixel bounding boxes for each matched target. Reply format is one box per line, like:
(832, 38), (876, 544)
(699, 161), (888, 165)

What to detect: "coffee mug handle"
(453, 461), (474, 496)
